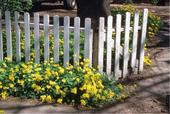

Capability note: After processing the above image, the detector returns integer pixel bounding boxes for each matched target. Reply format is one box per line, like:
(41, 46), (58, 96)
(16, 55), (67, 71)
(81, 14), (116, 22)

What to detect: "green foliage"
(120, 0), (160, 5)
(0, 0), (32, 16)
(1, 30), (85, 64)
(0, 59), (128, 107)
(150, 0), (160, 5)
(111, 5), (163, 41)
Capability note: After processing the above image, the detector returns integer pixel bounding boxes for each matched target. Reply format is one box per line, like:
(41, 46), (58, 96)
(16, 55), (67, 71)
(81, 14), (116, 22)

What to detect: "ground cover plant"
(0, 29), (129, 107)
(0, 58), (128, 107)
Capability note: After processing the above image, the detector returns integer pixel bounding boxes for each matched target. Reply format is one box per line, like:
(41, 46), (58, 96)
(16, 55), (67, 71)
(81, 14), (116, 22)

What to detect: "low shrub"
(0, 0), (32, 17)
(0, 58), (128, 107)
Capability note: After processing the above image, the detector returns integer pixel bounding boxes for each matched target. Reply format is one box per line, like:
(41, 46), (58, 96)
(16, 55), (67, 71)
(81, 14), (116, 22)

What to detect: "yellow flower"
(59, 51), (64, 55)
(57, 98), (63, 104)
(80, 99), (86, 106)
(18, 80), (25, 87)
(33, 73), (43, 81)
(59, 68), (65, 74)
(9, 83), (14, 88)
(45, 68), (52, 76)
(55, 85), (60, 91)
(1, 91), (7, 100)
(46, 95), (52, 103)
(82, 93), (90, 99)
(61, 79), (66, 83)
(46, 85), (51, 89)
(108, 91), (115, 98)
(34, 67), (42, 72)
(0, 68), (5, 73)
(144, 56), (152, 66)
(9, 75), (14, 82)
(71, 88), (77, 94)
(55, 72), (58, 76)
(34, 85), (41, 92)
(0, 109), (5, 114)
(60, 90), (66, 97)
(3, 86), (9, 90)
(40, 95), (46, 102)
(76, 78), (80, 82)
(41, 87), (45, 91)
(84, 59), (89, 63)
(5, 57), (11, 62)
(49, 81), (56, 86)
(31, 84), (36, 89)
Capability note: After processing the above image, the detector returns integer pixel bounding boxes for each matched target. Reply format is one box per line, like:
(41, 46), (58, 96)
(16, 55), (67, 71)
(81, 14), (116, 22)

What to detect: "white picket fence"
(0, 9), (148, 79)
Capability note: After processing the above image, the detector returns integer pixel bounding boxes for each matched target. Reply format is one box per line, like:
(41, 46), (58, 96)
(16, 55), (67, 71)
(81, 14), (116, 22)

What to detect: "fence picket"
(0, 11), (3, 61)
(89, 30), (93, 66)
(24, 13), (30, 62)
(84, 18), (92, 65)
(64, 16), (70, 66)
(123, 12), (131, 77)
(5, 11), (12, 61)
(53, 15), (60, 63)
(74, 17), (80, 65)
(131, 12), (139, 71)
(34, 13), (40, 63)
(98, 17), (105, 72)
(106, 16), (113, 76)
(114, 14), (122, 78)
(139, 9), (148, 72)
(0, 10), (149, 79)
(44, 14), (50, 61)
(14, 12), (21, 62)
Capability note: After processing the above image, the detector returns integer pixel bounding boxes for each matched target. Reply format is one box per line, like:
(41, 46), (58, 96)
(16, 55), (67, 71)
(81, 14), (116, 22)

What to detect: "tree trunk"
(76, 0), (111, 68)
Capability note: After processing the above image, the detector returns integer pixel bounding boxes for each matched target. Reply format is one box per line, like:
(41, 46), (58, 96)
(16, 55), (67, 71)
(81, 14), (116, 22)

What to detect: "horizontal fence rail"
(0, 9), (148, 79)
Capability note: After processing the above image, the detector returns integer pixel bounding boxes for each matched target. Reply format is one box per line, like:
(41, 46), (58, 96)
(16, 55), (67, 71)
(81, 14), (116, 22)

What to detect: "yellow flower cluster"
(40, 95), (52, 103)
(144, 54), (152, 66)
(0, 58), (126, 107)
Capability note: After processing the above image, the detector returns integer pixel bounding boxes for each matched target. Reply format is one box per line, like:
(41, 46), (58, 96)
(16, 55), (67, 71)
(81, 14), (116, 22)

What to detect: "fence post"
(106, 16), (113, 76)
(34, 13), (40, 63)
(0, 11), (3, 61)
(74, 17), (80, 66)
(114, 14), (122, 79)
(5, 11), (12, 61)
(139, 9), (148, 72)
(44, 14), (50, 61)
(98, 17), (105, 72)
(24, 12), (30, 62)
(53, 15), (60, 63)
(131, 12), (139, 72)
(64, 16), (70, 66)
